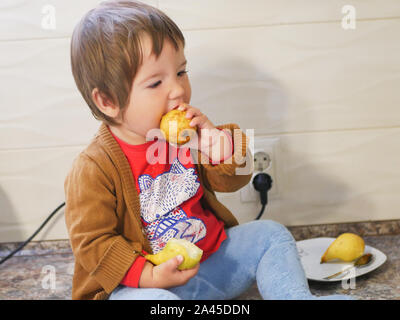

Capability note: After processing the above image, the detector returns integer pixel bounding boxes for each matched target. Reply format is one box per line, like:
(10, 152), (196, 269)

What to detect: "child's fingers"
(177, 103), (187, 111)
(186, 110), (200, 120)
(185, 263), (200, 277)
(177, 104), (212, 129)
(178, 104), (201, 119)
(179, 263), (200, 283)
(177, 102), (191, 112)
(189, 114), (207, 127)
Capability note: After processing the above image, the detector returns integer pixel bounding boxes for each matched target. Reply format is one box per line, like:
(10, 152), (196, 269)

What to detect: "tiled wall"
(1, 0), (399, 242)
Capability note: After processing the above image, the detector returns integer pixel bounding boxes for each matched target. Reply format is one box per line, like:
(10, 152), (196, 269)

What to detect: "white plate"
(296, 237), (387, 282)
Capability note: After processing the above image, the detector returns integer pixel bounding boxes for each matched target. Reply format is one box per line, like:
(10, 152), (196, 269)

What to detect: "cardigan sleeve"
(194, 123), (254, 193)
(64, 153), (143, 294)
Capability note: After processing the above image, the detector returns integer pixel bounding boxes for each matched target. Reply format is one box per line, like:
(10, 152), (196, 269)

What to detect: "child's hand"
(177, 103), (221, 152)
(139, 255), (200, 289)
(178, 103), (215, 131)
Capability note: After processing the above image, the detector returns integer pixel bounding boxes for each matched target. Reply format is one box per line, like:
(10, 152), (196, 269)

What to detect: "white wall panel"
(0, 146), (83, 242)
(218, 127), (400, 226)
(161, 0), (400, 30)
(186, 19), (400, 135)
(0, 38), (100, 150)
(0, 0), (157, 41)
(2, 0), (398, 41)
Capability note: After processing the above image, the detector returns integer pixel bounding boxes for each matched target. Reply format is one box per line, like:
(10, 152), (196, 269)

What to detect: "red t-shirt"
(109, 127), (228, 288)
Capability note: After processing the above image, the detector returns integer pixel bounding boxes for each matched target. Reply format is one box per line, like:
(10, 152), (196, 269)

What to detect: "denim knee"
(254, 219), (295, 243)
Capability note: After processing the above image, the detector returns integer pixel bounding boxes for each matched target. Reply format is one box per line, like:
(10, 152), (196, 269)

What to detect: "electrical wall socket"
(240, 136), (280, 203)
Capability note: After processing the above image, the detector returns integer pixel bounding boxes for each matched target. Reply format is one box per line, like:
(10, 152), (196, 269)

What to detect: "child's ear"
(91, 88), (120, 119)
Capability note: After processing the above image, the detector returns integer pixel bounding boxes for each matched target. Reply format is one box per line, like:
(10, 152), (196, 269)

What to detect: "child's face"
(112, 34), (191, 145)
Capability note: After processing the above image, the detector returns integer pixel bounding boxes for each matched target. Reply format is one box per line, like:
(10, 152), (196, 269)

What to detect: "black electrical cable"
(0, 202), (65, 266)
(255, 203), (267, 221)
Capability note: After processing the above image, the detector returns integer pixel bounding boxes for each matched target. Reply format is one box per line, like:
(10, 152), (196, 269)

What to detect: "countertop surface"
(0, 234), (399, 300)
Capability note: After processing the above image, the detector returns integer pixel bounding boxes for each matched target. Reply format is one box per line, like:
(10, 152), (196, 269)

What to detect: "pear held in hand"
(145, 238), (203, 270)
(320, 233), (365, 263)
(160, 107), (197, 145)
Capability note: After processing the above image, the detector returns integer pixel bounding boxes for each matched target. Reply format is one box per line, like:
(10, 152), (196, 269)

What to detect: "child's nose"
(169, 81), (185, 103)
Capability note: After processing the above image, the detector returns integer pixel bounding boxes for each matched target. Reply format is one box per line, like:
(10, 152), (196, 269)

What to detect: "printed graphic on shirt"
(138, 157), (206, 253)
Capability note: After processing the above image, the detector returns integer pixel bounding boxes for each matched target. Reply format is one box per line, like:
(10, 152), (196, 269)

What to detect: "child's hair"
(70, 0), (185, 125)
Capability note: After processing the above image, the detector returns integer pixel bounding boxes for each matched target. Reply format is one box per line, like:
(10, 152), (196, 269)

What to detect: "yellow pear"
(160, 108), (197, 145)
(320, 233), (365, 263)
(145, 238), (203, 270)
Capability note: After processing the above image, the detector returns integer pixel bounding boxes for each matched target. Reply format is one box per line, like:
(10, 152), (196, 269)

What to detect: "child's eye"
(148, 71), (188, 89)
(149, 80), (161, 89)
(178, 70), (188, 77)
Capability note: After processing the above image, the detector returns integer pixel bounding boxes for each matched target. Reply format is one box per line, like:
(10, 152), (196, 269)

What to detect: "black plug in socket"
(252, 173), (273, 220)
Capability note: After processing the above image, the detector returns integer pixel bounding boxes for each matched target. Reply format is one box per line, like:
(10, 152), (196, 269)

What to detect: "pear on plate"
(160, 108), (197, 145)
(145, 238), (203, 270)
(320, 233), (365, 263)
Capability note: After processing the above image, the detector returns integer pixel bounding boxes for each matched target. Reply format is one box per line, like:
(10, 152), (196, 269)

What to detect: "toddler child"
(65, 0), (353, 300)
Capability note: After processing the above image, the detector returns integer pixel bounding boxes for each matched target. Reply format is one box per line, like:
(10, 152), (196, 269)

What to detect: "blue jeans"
(109, 220), (354, 300)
